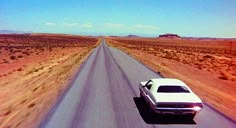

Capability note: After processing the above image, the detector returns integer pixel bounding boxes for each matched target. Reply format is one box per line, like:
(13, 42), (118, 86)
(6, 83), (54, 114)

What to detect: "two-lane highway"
(40, 40), (236, 128)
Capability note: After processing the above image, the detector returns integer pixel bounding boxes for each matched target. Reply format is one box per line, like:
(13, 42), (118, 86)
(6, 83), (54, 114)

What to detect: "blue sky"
(0, 0), (236, 37)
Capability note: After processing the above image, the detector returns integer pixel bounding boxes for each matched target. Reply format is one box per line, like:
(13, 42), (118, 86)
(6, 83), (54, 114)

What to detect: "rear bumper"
(153, 107), (198, 115)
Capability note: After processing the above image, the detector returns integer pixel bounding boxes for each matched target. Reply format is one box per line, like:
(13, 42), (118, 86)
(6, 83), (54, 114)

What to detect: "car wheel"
(148, 107), (153, 113)
(186, 114), (195, 120)
(140, 93), (144, 100)
(147, 107), (154, 116)
(154, 113), (162, 118)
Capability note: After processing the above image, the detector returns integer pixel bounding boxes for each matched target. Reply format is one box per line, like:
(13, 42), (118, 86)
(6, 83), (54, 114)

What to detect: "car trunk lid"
(153, 93), (202, 103)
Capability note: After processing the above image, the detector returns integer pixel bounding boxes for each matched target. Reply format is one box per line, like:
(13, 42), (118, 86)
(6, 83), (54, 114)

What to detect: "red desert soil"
(107, 37), (236, 121)
(0, 34), (98, 128)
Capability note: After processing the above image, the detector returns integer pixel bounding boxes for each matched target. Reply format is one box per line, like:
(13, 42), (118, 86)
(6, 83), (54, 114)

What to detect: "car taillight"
(193, 106), (202, 111)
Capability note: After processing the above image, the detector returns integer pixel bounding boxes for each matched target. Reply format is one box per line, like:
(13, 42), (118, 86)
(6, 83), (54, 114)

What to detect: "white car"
(139, 78), (203, 119)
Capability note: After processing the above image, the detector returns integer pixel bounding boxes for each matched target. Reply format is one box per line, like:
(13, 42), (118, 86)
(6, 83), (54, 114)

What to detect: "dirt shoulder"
(106, 38), (236, 122)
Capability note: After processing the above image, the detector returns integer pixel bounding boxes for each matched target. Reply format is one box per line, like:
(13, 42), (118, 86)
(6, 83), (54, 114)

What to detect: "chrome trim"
(146, 95), (155, 105)
(156, 107), (202, 111)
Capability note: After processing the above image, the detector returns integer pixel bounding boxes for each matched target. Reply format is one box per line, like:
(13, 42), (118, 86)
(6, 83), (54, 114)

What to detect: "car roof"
(151, 78), (187, 87)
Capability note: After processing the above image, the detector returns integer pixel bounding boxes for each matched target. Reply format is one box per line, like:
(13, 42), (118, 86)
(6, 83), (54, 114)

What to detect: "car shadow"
(133, 97), (196, 125)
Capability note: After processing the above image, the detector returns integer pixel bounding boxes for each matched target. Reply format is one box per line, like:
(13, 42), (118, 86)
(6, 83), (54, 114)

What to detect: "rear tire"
(147, 107), (156, 117)
(186, 114), (196, 120)
(154, 113), (162, 118)
(140, 92), (144, 100)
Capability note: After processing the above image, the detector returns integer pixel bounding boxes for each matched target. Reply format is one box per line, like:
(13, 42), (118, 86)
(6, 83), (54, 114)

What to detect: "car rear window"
(157, 86), (190, 93)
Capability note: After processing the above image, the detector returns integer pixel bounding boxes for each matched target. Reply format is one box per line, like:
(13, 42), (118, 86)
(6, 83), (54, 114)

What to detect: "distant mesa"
(159, 33), (181, 39)
(127, 35), (139, 38)
(109, 35), (140, 38)
(0, 30), (32, 34)
(109, 35), (119, 37)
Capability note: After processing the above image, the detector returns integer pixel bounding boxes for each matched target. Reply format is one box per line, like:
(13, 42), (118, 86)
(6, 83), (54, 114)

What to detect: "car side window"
(145, 80), (153, 90)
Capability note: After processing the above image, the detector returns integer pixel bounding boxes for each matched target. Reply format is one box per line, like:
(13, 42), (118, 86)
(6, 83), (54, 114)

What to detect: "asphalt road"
(40, 40), (236, 128)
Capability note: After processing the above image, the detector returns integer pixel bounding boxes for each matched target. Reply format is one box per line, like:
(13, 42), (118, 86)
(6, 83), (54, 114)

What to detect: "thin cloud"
(81, 23), (93, 28)
(104, 23), (125, 28)
(133, 24), (158, 30)
(62, 22), (79, 27)
(61, 22), (93, 28)
(44, 22), (56, 26)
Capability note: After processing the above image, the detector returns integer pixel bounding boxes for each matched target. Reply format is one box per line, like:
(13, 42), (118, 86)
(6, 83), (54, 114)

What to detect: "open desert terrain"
(0, 34), (98, 128)
(107, 37), (236, 121)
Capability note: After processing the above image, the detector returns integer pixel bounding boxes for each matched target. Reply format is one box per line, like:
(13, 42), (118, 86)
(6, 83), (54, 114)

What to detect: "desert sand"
(0, 34), (98, 128)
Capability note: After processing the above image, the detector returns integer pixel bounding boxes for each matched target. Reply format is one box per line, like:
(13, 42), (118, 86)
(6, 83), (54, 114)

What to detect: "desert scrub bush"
(14, 49), (22, 53)
(17, 67), (23, 71)
(27, 66), (44, 74)
(23, 51), (30, 56)
(203, 55), (213, 59)
(2, 59), (9, 63)
(10, 55), (17, 60)
(9, 48), (14, 53)
(218, 71), (229, 80)
(17, 55), (23, 58)
(49, 47), (53, 52)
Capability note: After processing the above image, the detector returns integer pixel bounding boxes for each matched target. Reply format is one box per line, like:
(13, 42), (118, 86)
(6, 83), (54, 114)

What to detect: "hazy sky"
(0, 0), (236, 37)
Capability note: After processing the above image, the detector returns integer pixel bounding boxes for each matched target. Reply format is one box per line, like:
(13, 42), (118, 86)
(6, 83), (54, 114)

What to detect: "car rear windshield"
(157, 86), (190, 93)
